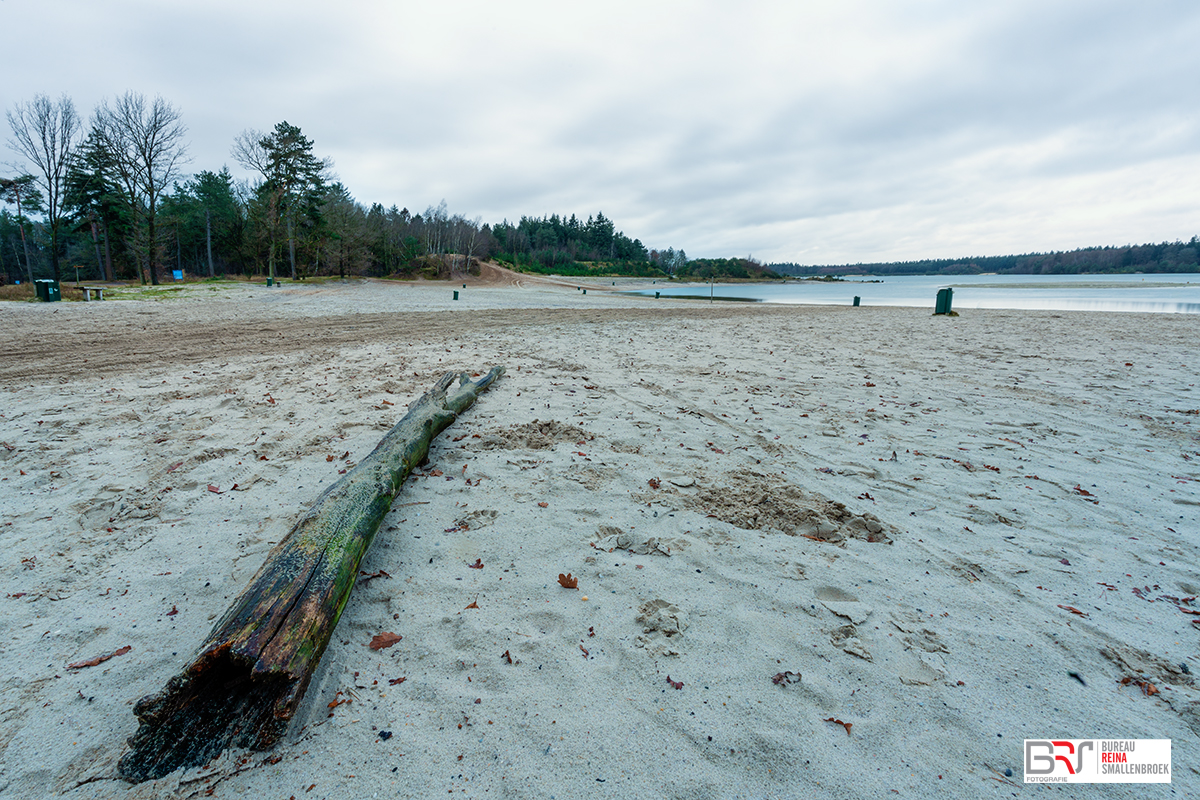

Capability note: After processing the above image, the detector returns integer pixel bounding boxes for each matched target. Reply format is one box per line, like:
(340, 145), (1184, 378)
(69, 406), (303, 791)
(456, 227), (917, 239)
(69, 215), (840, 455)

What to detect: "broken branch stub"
(117, 368), (504, 783)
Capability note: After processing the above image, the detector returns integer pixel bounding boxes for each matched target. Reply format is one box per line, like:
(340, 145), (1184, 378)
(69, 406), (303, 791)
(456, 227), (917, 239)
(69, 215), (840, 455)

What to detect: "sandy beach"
(1, 272), (1197, 798)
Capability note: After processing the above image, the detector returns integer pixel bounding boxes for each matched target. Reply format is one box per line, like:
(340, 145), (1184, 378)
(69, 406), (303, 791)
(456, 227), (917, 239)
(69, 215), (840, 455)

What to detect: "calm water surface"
(627, 274), (1200, 314)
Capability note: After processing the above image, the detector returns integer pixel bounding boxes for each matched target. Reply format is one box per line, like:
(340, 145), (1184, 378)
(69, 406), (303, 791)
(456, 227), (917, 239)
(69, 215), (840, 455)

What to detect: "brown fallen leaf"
(166, 605), (179, 616)
(772, 671), (802, 686)
(464, 599), (480, 609)
(1073, 485), (1094, 497)
(388, 676), (407, 686)
(326, 454), (336, 462)
(501, 649), (515, 665)
(1057, 604), (1088, 617)
(369, 632), (402, 650)
(467, 558), (484, 569)
(428, 469), (444, 477)
(68, 645), (132, 670)
(558, 573), (578, 589)
(666, 675), (683, 690)
(648, 477), (661, 489)
(166, 461), (184, 472)
(207, 484), (223, 494)
(359, 569), (392, 584)
(824, 717), (852, 735)
(538, 501), (549, 508)
(1120, 676), (1160, 696)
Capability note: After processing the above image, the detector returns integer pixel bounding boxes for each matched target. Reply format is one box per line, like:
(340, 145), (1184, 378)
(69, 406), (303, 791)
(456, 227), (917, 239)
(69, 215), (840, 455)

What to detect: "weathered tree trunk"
(117, 368), (505, 783)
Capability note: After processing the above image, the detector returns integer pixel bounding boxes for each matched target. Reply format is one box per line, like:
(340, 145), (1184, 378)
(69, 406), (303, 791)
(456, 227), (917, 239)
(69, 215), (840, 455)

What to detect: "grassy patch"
(0, 284), (37, 302)
(103, 285), (188, 301)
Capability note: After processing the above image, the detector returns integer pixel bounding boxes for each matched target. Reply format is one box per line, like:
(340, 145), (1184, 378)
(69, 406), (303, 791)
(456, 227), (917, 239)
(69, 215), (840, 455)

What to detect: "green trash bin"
(35, 279), (61, 302)
(935, 287), (953, 315)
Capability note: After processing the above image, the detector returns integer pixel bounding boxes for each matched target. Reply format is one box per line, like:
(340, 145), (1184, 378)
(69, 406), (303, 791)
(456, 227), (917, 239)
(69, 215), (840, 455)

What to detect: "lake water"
(626, 273), (1200, 314)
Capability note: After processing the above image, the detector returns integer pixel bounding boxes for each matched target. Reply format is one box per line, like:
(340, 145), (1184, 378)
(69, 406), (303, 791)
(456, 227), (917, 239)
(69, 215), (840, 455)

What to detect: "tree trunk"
(15, 193), (33, 284)
(101, 217), (114, 282)
(89, 218), (104, 280)
(117, 367), (505, 783)
(49, 222), (61, 283)
(206, 207), (214, 278)
(147, 204), (160, 285)
(287, 213), (296, 280)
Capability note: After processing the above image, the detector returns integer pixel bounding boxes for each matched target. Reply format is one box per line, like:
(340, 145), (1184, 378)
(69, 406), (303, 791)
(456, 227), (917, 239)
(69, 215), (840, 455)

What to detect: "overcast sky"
(4, 0), (1199, 263)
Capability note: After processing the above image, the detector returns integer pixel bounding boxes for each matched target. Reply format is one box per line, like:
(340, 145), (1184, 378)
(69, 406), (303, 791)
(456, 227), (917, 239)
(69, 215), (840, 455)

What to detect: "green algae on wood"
(117, 367), (504, 783)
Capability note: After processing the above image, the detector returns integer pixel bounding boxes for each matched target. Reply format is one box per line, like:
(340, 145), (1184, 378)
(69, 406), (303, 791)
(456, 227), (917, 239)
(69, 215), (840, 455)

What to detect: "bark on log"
(117, 367), (504, 783)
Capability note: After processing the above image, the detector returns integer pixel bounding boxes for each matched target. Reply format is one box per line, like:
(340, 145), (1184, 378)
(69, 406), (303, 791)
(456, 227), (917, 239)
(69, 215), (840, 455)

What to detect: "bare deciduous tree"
(93, 93), (189, 285)
(5, 93), (83, 282)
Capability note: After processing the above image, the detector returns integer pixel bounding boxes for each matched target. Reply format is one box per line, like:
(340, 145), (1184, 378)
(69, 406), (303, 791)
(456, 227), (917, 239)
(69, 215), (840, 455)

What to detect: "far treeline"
(2, 91), (698, 286)
(770, 238), (1200, 277)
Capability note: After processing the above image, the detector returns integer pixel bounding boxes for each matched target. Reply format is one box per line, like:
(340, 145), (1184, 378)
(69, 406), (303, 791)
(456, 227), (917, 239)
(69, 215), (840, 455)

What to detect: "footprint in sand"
(635, 599), (688, 657)
(815, 586), (873, 624)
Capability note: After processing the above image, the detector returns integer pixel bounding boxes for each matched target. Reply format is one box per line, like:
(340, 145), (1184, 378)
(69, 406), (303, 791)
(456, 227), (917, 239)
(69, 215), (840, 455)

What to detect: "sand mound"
(689, 469), (895, 544)
(476, 419), (593, 450)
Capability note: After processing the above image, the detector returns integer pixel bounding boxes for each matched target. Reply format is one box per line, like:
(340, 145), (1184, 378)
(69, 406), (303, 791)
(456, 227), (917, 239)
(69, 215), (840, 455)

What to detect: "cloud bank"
(4, 0), (1198, 262)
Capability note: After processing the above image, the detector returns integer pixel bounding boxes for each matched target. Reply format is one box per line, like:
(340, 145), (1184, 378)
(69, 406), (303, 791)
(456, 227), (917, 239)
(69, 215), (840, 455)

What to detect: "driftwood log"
(117, 368), (504, 783)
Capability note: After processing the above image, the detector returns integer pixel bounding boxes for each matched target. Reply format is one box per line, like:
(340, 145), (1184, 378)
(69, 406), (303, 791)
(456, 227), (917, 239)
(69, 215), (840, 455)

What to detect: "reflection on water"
(626, 274), (1200, 314)
(960, 298), (1200, 314)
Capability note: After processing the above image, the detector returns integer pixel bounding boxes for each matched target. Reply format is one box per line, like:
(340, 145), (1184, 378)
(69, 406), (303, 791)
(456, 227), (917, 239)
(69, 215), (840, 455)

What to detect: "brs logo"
(1026, 740), (1094, 776)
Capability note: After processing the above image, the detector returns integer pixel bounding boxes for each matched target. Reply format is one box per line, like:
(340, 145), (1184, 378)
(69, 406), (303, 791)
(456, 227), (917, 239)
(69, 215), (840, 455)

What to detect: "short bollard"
(453, 290), (459, 300)
(463, 284), (467, 289)
(853, 296), (860, 307)
(655, 291), (660, 299)
(582, 289), (587, 295)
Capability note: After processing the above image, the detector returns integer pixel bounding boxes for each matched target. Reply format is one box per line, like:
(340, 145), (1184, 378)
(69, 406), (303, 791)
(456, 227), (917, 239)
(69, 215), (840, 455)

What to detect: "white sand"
(1, 274), (1197, 798)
